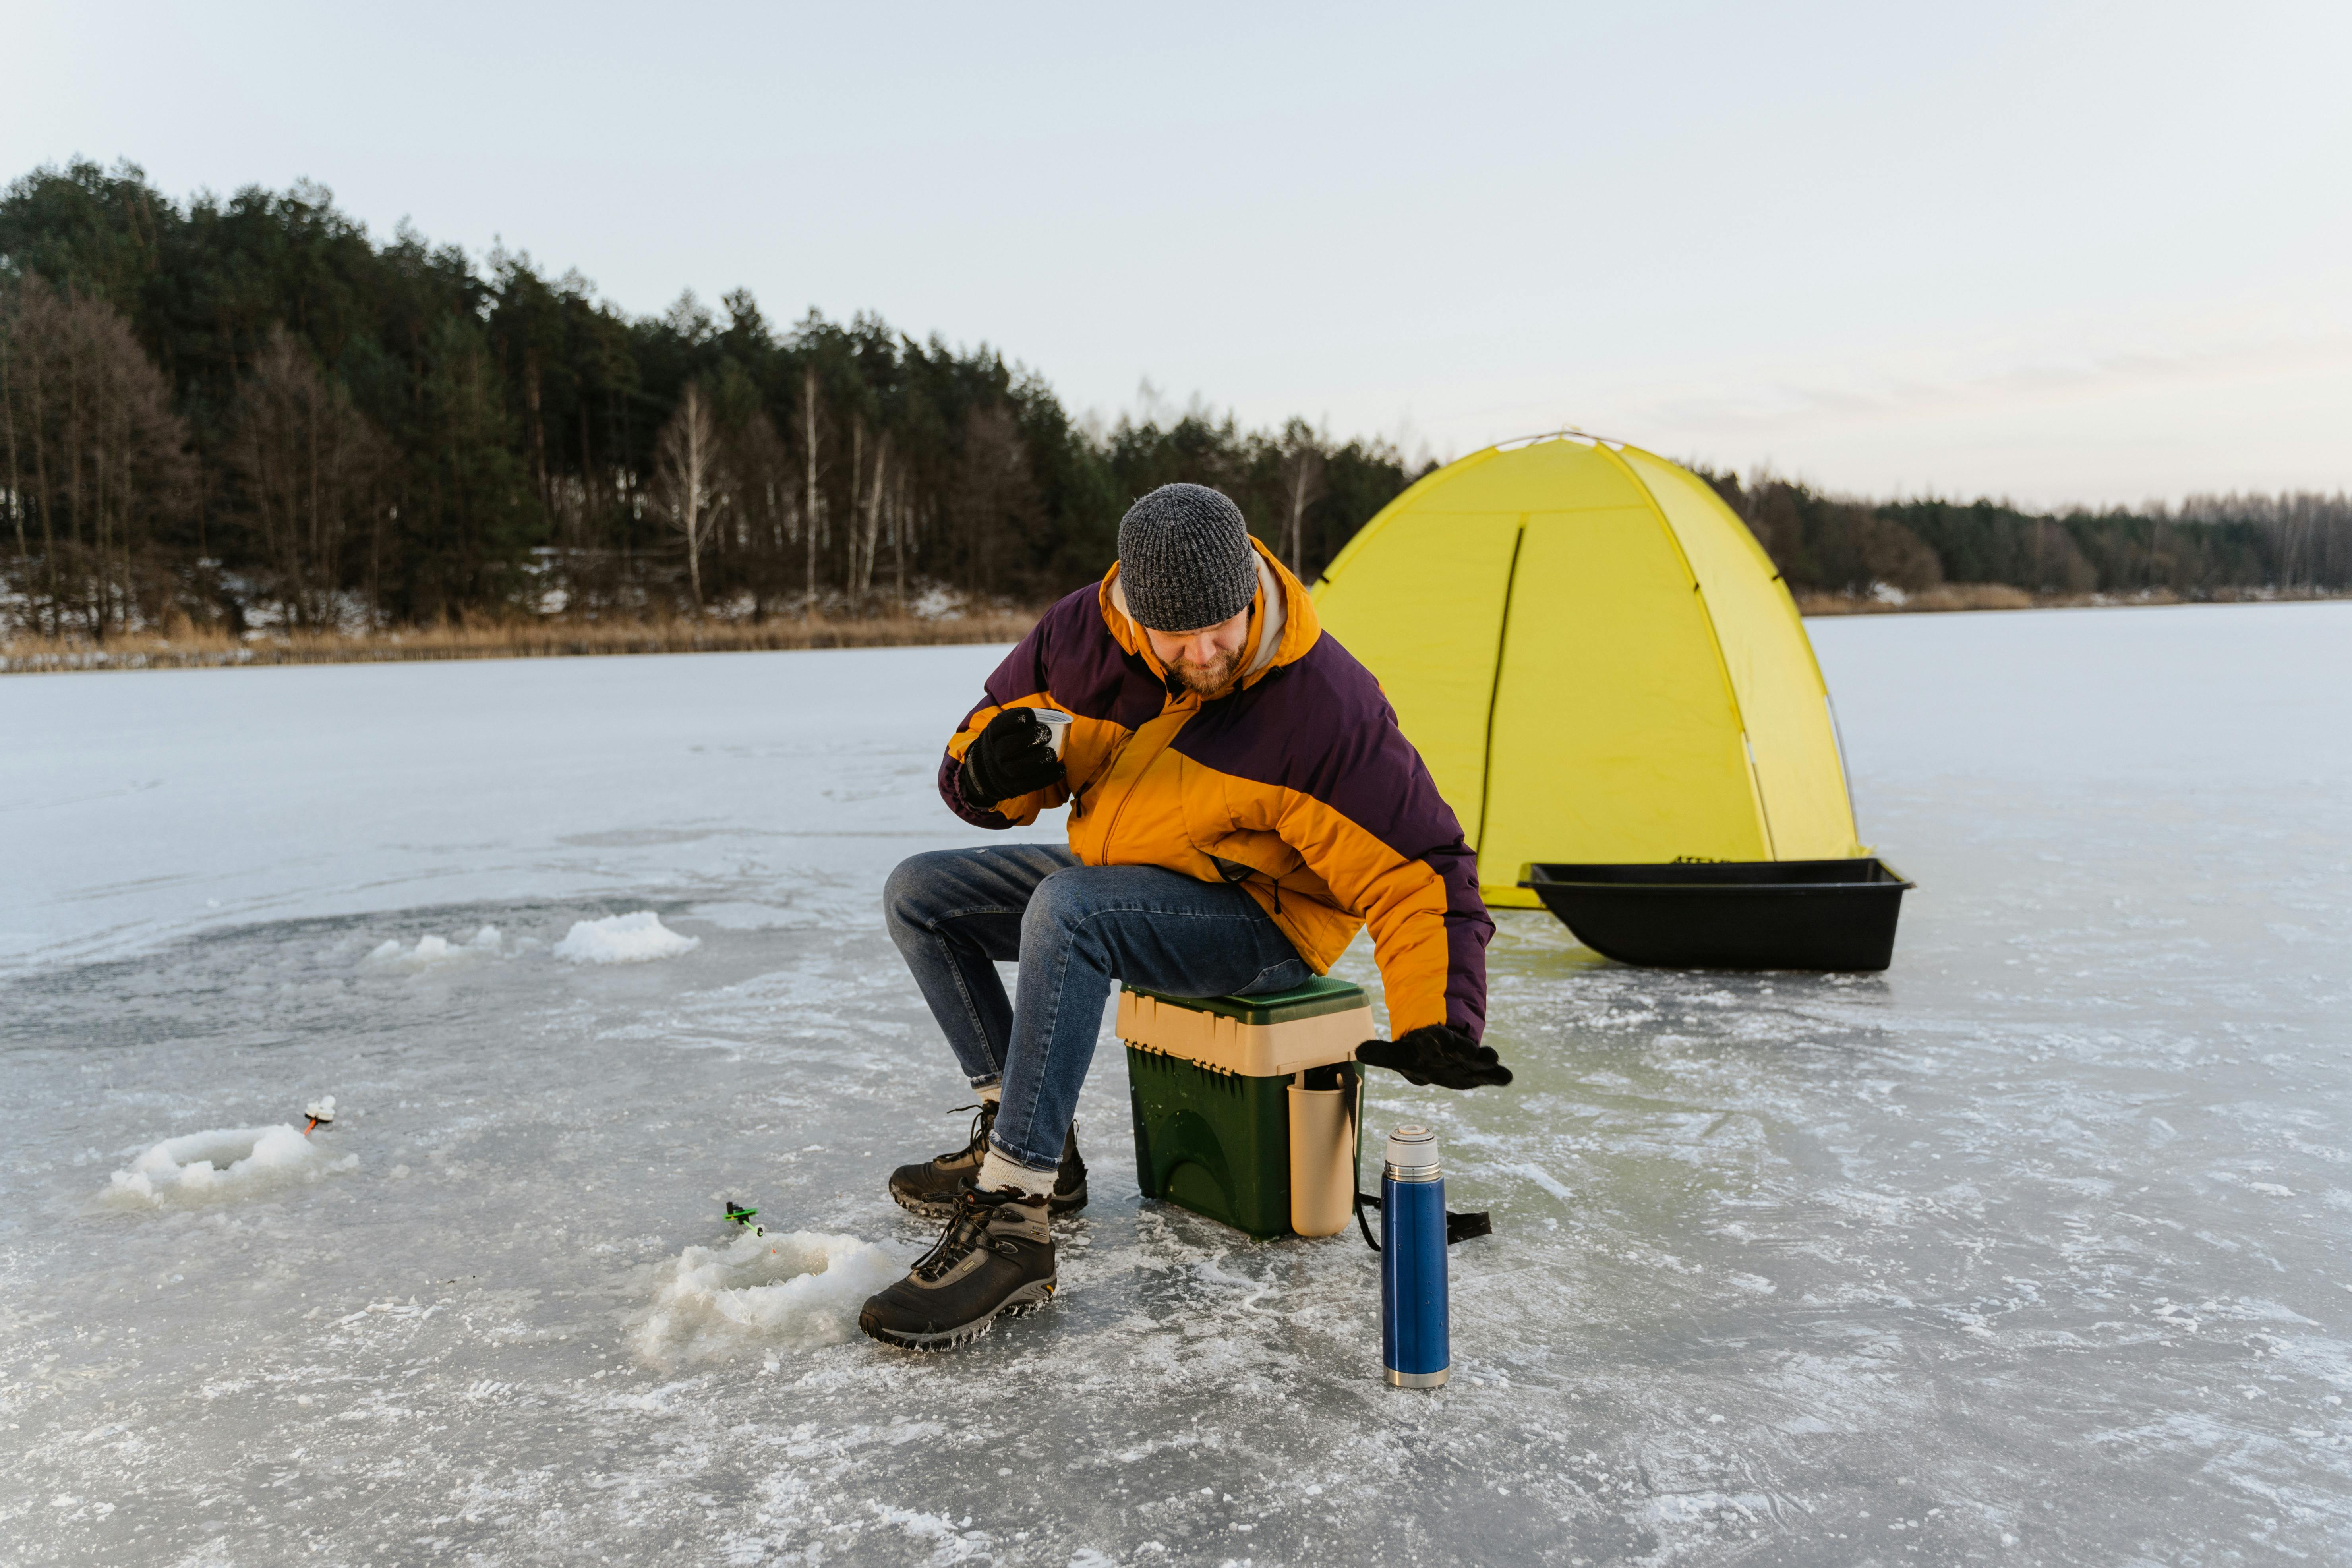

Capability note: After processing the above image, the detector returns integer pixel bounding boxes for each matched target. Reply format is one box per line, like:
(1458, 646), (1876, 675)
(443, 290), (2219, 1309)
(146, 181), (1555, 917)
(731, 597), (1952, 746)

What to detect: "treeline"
(3, 160), (2345, 645)
(0, 160), (1412, 639)
(1699, 473), (2352, 599)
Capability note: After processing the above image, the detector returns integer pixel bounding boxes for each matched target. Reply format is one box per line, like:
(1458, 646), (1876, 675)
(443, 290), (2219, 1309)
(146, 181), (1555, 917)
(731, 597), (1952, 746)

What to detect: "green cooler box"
(1118, 976), (1372, 1239)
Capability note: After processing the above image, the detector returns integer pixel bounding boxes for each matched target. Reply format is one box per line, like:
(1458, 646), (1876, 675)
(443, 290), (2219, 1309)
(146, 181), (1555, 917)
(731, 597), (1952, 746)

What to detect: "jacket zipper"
(1092, 704), (1191, 860)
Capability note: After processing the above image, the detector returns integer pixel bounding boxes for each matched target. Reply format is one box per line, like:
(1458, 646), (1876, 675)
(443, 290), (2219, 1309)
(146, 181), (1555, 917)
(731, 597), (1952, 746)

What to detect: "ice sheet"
(4, 604), (2349, 1564)
(0, 644), (1066, 972)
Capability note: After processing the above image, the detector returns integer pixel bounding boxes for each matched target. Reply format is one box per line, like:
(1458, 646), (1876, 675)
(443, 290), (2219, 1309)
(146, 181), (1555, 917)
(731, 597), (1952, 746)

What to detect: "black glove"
(1356, 1024), (1513, 1090)
(958, 707), (1066, 808)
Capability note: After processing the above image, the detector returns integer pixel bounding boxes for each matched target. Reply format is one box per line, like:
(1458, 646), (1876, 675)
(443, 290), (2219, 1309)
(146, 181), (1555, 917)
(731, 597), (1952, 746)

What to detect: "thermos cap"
(1385, 1124), (1440, 1175)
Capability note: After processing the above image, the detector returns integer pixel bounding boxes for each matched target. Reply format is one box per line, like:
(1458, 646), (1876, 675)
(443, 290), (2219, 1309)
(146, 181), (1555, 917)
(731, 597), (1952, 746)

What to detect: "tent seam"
(1472, 515), (1528, 866)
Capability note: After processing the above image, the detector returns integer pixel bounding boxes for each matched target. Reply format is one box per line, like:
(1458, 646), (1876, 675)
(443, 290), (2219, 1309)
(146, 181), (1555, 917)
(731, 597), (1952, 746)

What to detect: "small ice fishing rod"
(302, 1096), (337, 1136)
(723, 1200), (766, 1237)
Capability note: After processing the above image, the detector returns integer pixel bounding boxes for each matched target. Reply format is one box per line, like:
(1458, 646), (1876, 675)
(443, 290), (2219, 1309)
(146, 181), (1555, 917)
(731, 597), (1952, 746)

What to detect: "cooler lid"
(1124, 974), (1369, 1027)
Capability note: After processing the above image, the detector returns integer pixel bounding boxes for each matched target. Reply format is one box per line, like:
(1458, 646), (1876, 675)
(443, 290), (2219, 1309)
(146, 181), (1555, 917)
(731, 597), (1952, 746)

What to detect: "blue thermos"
(1381, 1124), (1450, 1388)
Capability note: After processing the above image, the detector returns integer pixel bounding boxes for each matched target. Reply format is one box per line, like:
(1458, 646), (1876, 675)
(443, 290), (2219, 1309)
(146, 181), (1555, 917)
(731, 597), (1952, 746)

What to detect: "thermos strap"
(1351, 1189), (1493, 1250)
(1349, 1072), (1493, 1252)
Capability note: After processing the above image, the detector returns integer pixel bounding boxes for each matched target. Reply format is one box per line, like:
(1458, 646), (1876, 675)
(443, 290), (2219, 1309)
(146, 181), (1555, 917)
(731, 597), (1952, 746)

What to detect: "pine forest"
(2, 160), (2345, 650)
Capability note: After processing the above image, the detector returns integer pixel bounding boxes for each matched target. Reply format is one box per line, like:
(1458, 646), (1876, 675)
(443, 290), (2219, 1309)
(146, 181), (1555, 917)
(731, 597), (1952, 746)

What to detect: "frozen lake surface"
(4, 603), (2349, 1566)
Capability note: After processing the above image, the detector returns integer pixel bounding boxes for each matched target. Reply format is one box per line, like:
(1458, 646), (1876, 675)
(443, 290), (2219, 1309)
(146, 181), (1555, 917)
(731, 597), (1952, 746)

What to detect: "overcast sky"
(8, 1), (2347, 507)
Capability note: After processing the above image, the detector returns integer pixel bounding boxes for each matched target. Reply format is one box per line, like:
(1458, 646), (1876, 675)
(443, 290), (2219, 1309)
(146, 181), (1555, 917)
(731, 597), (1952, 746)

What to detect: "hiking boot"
(859, 1185), (1056, 1350)
(888, 1105), (1089, 1219)
(887, 1102), (994, 1218)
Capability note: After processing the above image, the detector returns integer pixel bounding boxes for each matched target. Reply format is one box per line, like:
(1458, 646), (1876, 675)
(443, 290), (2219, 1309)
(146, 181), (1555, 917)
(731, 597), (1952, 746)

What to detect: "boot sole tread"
(859, 1280), (1057, 1351)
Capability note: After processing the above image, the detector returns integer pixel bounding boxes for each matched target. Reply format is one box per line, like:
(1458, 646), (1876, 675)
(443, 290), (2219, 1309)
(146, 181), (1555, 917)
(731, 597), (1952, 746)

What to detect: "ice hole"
(99, 1125), (358, 1210)
(632, 1227), (905, 1365)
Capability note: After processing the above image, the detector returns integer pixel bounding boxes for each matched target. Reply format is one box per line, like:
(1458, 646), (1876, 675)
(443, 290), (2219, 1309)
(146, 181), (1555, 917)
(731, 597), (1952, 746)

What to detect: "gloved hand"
(958, 707), (1066, 808)
(1356, 1025), (1513, 1090)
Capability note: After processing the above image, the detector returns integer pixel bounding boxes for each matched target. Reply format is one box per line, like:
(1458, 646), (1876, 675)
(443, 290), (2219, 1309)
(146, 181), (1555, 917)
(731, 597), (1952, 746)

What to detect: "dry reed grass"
(1, 611), (1042, 675)
(1796, 584), (2351, 616)
(11, 585), (2339, 674)
(1796, 583), (2043, 616)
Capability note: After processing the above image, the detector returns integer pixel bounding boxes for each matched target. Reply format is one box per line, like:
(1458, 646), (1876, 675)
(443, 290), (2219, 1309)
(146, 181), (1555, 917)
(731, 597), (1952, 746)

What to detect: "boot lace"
(933, 1101), (996, 1164)
(911, 1185), (1022, 1282)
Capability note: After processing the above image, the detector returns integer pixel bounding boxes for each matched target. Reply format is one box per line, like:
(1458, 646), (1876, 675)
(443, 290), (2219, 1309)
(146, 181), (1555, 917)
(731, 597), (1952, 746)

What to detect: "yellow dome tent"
(1311, 433), (1862, 911)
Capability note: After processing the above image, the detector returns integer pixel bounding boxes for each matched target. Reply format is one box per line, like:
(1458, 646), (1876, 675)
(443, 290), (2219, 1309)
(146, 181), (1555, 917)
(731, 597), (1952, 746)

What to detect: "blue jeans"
(883, 845), (1312, 1175)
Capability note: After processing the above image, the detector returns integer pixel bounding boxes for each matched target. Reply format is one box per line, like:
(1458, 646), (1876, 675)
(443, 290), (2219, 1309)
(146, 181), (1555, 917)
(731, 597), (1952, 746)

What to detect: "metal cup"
(1031, 708), (1073, 757)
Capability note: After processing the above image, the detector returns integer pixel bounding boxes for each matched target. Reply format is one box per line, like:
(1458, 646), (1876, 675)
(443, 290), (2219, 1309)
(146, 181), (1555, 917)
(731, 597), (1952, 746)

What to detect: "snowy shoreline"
(0, 611), (1041, 676)
(8, 592), (2348, 677)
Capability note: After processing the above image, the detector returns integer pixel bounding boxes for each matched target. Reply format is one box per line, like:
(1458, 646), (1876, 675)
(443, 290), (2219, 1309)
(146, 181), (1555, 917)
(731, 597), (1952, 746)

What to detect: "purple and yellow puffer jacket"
(938, 539), (1491, 1040)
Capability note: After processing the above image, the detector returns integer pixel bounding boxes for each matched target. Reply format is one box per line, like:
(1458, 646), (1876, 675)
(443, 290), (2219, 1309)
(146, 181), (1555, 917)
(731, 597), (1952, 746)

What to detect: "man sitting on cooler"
(860, 482), (1510, 1350)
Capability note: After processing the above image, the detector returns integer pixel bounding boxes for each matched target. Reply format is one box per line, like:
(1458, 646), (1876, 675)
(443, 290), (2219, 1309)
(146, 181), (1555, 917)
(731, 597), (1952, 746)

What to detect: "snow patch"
(869, 1502), (993, 1562)
(99, 1125), (356, 1209)
(366, 925), (503, 970)
(907, 585), (967, 620)
(553, 911), (699, 965)
(633, 1227), (905, 1364)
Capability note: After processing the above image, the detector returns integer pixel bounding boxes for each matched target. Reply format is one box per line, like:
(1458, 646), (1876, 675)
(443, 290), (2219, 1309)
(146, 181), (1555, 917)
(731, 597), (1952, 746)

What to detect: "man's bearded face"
(1145, 609), (1252, 699)
(1164, 642), (1244, 697)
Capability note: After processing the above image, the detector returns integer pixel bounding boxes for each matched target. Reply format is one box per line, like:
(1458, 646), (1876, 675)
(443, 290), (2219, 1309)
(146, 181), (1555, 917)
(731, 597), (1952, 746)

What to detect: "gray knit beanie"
(1116, 483), (1259, 632)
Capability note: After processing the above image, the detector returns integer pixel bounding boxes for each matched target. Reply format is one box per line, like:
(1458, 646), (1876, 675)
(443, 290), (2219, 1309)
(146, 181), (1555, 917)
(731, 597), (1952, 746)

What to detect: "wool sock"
(977, 1148), (1055, 1201)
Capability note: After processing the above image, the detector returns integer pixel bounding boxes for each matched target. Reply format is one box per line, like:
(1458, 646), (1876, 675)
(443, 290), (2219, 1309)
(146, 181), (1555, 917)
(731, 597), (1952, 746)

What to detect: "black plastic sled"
(1520, 858), (1914, 972)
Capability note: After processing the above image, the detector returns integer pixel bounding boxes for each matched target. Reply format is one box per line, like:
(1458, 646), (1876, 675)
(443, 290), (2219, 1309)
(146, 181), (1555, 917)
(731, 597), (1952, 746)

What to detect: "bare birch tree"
(890, 467), (910, 613)
(1276, 420), (1327, 576)
(853, 426), (891, 606)
(0, 315), (27, 577)
(652, 380), (727, 607)
(797, 362), (827, 617)
(848, 412), (863, 581)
